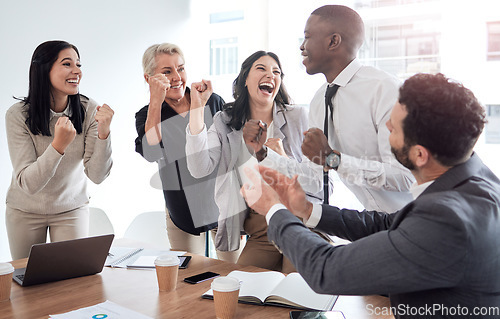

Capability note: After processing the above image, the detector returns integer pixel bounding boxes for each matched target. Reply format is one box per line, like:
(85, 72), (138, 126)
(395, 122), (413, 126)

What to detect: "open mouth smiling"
(259, 82), (274, 94)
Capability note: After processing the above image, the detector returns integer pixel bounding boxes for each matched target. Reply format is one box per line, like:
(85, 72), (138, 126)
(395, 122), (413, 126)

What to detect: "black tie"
(323, 84), (339, 204)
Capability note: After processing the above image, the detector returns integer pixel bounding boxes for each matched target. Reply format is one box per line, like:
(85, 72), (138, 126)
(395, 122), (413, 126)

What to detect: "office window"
(210, 10), (244, 24)
(355, 0), (438, 9)
(210, 38), (238, 76)
(487, 21), (500, 61)
(485, 105), (500, 144)
(360, 21), (441, 78)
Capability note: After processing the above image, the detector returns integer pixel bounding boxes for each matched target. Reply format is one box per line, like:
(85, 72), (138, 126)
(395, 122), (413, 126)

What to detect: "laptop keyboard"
(16, 274), (24, 281)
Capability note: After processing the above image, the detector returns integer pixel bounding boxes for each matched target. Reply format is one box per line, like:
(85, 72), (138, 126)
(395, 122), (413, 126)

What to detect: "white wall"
(0, 0), (195, 262)
(439, 0), (500, 177)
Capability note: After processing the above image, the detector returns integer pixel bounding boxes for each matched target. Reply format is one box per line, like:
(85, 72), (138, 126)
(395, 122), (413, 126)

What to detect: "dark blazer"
(268, 153), (500, 319)
(135, 88), (224, 235)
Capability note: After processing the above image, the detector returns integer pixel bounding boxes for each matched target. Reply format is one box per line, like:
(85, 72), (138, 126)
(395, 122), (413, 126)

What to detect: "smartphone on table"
(184, 271), (220, 284)
(178, 256), (191, 269)
(289, 310), (346, 319)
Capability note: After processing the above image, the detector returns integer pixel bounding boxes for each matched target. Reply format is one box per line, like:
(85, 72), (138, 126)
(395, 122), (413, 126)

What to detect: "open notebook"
(202, 270), (337, 311)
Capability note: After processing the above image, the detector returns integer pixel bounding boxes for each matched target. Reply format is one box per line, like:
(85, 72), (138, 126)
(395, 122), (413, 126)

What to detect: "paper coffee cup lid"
(211, 276), (240, 292)
(0, 263), (14, 275)
(154, 255), (180, 266)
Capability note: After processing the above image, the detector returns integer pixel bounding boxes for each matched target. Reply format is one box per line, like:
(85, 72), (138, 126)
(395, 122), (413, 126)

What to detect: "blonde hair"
(142, 43), (185, 76)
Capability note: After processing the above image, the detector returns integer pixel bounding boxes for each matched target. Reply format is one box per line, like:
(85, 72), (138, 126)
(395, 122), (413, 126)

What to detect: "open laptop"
(13, 234), (114, 287)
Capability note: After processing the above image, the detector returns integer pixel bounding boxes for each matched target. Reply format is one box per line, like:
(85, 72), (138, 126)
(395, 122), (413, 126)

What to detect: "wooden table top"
(1, 254), (393, 319)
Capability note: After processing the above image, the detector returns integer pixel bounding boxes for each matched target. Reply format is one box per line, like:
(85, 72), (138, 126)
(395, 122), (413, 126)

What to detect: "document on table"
(105, 246), (186, 268)
(49, 300), (152, 319)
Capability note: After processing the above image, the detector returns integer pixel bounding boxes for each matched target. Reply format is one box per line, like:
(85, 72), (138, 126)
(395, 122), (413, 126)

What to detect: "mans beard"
(391, 144), (415, 171)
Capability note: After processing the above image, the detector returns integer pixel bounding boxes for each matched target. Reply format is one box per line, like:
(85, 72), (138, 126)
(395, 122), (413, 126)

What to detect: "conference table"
(2, 253), (394, 319)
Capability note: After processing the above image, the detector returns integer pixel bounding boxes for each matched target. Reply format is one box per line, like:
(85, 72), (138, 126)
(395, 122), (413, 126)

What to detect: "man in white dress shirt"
(300, 5), (414, 213)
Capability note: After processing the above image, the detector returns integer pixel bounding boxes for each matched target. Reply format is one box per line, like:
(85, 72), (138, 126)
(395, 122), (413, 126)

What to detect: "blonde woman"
(135, 43), (240, 261)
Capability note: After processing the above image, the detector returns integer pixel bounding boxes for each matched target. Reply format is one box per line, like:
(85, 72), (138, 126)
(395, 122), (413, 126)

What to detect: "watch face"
(327, 153), (340, 168)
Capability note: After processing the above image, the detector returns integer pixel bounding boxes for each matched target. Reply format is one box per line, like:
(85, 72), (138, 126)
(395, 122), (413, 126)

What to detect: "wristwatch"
(325, 151), (341, 170)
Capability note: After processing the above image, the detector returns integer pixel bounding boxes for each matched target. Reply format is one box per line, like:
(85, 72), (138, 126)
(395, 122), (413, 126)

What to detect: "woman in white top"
(5, 40), (114, 259)
(186, 51), (320, 272)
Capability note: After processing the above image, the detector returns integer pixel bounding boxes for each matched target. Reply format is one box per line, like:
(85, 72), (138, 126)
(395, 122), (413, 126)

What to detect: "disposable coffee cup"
(0, 263), (14, 302)
(155, 255), (179, 292)
(211, 276), (241, 319)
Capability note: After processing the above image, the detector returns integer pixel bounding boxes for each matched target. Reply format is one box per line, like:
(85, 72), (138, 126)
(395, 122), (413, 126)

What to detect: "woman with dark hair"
(186, 51), (320, 272)
(5, 40), (114, 259)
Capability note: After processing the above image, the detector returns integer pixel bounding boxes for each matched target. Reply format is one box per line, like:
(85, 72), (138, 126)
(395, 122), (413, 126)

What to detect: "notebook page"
(232, 271), (285, 302)
(267, 272), (336, 310)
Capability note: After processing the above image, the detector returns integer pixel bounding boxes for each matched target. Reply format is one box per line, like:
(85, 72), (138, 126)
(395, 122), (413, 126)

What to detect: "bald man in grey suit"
(241, 73), (500, 319)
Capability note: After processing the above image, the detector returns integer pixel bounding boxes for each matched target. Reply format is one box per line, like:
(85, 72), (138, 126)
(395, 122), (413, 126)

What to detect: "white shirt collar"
(50, 103), (72, 119)
(329, 58), (362, 88)
(410, 180), (434, 199)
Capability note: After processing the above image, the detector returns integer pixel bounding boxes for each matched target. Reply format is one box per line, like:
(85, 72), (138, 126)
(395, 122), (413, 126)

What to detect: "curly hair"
(399, 73), (486, 166)
(224, 51), (291, 130)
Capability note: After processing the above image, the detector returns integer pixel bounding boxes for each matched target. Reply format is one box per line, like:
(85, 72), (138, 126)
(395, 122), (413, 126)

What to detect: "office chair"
(88, 207), (114, 236)
(123, 211), (171, 250)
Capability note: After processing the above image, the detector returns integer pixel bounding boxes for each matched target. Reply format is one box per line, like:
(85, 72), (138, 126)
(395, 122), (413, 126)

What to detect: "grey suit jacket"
(186, 103), (309, 251)
(268, 153), (500, 318)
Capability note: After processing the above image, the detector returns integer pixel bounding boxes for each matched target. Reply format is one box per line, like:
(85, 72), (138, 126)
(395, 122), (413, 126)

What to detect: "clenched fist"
(95, 104), (114, 139)
(301, 128), (332, 166)
(243, 119), (268, 154)
(52, 116), (76, 154)
(190, 80), (212, 110)
(148, 73), (171, 108)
